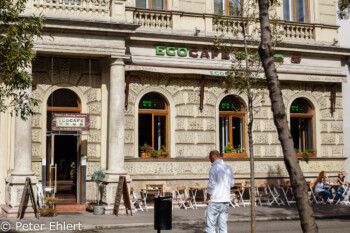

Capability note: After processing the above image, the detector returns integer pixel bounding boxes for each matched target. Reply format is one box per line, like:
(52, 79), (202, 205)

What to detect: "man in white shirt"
(206, 150), (234, 233)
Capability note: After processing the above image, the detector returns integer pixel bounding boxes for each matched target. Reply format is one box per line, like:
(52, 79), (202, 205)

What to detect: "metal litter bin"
(154, 196), (172, 232)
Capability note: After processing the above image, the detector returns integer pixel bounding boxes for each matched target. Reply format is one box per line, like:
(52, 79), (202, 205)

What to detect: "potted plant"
(39, 196), (58, 217)
(222, 143), (247, 157)
(140, 144), (169, 158)
(295, 148), (316, 158)
(158, 145), (169, 158)
(140, 143), (152, 157)
(91, 169), (106, 215)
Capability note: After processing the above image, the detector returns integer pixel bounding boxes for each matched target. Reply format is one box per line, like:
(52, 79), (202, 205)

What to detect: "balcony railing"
(283, 22), (315, 41)
(31, 0), (111, 20)
(132, 9), (172, 30)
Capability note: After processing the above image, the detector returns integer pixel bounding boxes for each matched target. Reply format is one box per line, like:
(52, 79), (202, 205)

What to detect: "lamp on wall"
(195, 27), (200, 36)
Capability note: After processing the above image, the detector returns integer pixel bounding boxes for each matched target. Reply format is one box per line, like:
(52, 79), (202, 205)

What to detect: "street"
(84, 219), (350, 233)
(76, 218), (350, 233)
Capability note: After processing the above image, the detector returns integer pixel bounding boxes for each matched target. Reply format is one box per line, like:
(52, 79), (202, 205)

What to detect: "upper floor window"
(214, 0), (240, 16)
(136, 0), (167, 10)
(219, 95), (246, 157)
(283, 0), (309, 23)
(290, 98), (314, 156)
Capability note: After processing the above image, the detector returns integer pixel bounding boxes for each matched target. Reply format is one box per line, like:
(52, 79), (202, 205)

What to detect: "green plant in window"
(159, 145), (169, 156)
(236, 145), (244, 153)
(305, 149), (315, 154)
(294, 148), (302, 153)
(224, 143), (234, 153)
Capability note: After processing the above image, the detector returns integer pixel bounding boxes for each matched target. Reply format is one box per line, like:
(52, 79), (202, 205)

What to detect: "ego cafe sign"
(156, 45), (230, 60)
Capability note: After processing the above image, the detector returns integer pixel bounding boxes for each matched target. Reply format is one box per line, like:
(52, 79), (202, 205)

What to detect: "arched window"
(47, 89), (81, 131)
(138, 92), (168, 156)
(219, 95), (246, 156)
(290, 98), (314, 156)
(283, 0), (309, 23)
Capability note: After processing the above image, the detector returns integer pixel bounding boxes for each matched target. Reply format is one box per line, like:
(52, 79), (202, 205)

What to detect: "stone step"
(55, 204), (86, 212)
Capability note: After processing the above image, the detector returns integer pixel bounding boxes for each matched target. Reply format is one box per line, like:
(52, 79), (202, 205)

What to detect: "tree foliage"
(338, 0), (350, 20)
(0, 0), (44, 119)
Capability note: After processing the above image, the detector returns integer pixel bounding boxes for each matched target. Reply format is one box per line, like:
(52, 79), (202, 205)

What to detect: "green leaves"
(0, 0), (44, 119)
(338, 0), (350, 20)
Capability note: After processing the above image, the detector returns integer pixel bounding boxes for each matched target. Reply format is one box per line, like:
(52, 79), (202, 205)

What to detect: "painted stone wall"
(125, 73), (344, 159)
(31, 57), (103, 178)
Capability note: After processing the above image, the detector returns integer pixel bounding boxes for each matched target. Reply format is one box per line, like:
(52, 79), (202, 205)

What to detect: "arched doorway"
(46, 89), (82, 206)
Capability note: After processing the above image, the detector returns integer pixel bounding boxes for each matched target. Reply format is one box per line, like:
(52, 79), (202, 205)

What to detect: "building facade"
(0, 0), (349, 214)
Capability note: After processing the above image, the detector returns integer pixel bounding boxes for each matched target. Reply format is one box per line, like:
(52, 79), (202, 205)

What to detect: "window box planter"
(140, 153), (169, 158)
(222, 153), (247, 158)
(297, 152), (316, 158)
(140, 152), (151, 158)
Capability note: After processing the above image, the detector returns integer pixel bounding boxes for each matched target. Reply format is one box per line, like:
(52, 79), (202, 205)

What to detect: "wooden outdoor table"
(141, 188), (161, 211)
(189, 187), (207, 209)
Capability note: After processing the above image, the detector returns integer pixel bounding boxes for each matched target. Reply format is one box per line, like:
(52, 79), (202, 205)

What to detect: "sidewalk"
(1, 204), (350, 232)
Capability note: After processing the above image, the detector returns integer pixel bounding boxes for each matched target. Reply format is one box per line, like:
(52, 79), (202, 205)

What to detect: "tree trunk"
(248, 99), (256, 233)
(257, 0), (318, 232)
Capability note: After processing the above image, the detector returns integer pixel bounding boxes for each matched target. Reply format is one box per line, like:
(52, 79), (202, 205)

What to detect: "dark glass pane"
(214, 0), (223, 14)
(54, 135), (77, 182)
(47, 89), (79, 107)
(153, 115), (166, 150)
(47, 111), (52, 131)
(219, 95), (244, 112)
(283, 0), (291, 21)
(136, 0), (147, 8)
(290, 98), (310, 113)
(219, 117), (230, 153)
(229, 0), (240, 16)
(291, 117), (302, 151)
(139, 93), (166, 110)
(295, 0), (307, 22)
(139, 114), (153, 152)
(304, 118), (312, 150)
(232, 117), (244, 151)
(152, 0), (164, 10)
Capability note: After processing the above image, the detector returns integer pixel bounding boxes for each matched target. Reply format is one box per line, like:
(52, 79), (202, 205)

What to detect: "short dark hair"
(209, 150), (221, 158)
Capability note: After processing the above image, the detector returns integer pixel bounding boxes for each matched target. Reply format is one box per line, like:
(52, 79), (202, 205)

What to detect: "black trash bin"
(154, 196), (172, 232)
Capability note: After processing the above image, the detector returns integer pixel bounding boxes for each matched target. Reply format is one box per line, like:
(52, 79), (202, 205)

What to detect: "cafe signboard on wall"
(52, 113), (90, 131)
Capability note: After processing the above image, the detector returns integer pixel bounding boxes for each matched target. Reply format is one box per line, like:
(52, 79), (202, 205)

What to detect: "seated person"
(315, 171), (331, 203)
(334, 172), (347, 203)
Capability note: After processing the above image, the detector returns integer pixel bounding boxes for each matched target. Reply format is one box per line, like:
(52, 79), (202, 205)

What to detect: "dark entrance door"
(54, 135), (78, 205)
(46, 89), (82, 207)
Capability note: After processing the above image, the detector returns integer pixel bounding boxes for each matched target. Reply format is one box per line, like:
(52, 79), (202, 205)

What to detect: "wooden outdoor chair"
(130, 187), (144, 212)
(175, 186), (194, 210)
(267, 184), (285, 206)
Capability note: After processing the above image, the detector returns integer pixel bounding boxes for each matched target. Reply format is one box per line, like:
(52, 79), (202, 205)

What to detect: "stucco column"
(5, 65), (36, 211)
(102, 58), (130, 207)
(106, 58), (127, 177)
(12, 88), (34, 176)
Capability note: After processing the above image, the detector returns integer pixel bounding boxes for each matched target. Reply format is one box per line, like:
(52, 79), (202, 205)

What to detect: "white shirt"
(207, 159), (234, 203)
(315, 178), (329, 193)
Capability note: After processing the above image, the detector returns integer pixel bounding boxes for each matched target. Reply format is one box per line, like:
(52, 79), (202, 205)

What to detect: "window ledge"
(222, 153), (247, 158)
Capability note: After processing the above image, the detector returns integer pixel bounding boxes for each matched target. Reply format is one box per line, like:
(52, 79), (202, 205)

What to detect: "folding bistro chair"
(229, 190), (240, 208)
(308, 182), (323, 204)
(342, 186), (350, 205)
(256, 184), (272, 206)
(130, 187), (144, 212)
(267, 184), (285, 206)
(175, 186), (194, 210)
